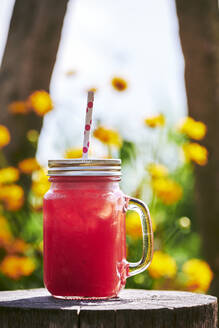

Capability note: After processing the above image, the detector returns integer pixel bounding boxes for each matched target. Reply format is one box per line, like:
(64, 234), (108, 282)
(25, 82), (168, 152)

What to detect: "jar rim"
(47, 158), (121, 177)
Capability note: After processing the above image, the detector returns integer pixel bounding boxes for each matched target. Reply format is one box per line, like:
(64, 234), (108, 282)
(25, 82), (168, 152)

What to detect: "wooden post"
(175, 0), (219, 298)
(0, 289), (217, 327)
(0, 0), (69, 165)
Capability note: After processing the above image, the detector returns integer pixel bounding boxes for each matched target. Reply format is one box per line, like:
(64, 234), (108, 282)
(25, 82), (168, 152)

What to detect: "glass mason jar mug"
(43, 159), (153, 299)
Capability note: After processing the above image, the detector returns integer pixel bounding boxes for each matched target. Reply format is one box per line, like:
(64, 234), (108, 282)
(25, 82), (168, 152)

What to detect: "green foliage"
(119, 140), (136, 164)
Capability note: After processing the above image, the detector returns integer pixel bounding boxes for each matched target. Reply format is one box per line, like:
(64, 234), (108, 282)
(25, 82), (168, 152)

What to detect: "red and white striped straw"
(82, 91), (94, 159)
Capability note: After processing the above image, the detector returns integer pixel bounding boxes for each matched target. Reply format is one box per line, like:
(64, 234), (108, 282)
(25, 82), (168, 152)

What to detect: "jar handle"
(126, 196), (153, 277)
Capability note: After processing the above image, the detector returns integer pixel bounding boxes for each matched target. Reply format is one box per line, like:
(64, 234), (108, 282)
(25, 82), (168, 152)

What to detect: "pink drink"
(43, 159), (153, 299)
(43, 176), (128, 298)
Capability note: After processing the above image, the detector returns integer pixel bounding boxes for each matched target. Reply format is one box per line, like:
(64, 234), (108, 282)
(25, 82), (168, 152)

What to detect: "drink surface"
(43, 177), (128, 298)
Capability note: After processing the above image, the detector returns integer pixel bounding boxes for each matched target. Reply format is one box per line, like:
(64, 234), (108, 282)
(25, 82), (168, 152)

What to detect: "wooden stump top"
(0, 288), (217, 328)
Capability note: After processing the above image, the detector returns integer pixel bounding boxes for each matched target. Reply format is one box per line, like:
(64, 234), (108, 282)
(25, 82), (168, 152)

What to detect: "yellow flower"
(182, 259), (213, 293)
(126, 210), (156, 239)
(64, 148), (83, 158)
(28, 90), (53, 116)
(183, 142), (208, 166)
(126, 211), (141, 239)
(65, 69), (77, 76)
(0, 125), (10, 148)
(0, 184), (24, 211)
(7, 239), (30, 254)
(1, 255), (35, 279)
(152, 178), (183, 205)
(8, 101), (29, 114)
(93, 126), (122, 148)
(147, 163), (168, 179)
(144, 114), (165, 128)
(178, 117), (207, 140)
(32, 169), (50, 197)
(0, 167), (19, 184)
(111, 77), (128, 92)
(18, 158), (40, 174)
(0, 216), (13, 247)
(87, 87), (98, 93)
(148, 250), (177, 279)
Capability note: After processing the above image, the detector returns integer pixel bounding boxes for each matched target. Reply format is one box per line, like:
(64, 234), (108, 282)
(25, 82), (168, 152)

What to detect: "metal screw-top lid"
(47, 159), (121, 177)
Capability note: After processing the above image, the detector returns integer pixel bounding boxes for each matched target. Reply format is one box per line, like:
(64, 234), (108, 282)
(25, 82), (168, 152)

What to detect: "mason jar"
(43, 159), (153, 299)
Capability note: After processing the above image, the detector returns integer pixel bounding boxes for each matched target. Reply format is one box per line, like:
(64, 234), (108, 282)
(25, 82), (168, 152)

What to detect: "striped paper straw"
(82, 91), (94, 159)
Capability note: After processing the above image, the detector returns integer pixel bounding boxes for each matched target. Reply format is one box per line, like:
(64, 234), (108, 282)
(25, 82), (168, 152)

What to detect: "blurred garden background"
(0, 0), (218, 300)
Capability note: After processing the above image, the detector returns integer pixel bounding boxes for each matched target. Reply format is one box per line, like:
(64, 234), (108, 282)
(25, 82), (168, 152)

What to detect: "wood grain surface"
(0, 288), (217, 327)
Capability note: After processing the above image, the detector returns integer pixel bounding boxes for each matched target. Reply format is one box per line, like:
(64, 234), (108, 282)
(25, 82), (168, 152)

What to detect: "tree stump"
(0, 288), (217, 327)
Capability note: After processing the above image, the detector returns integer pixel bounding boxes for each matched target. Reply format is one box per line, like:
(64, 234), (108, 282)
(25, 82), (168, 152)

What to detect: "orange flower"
(1, 255), (35, 279)
(5, 199), (24, 211)
(0, 125), (10, 148)
(0, 184), (24, 211)
(144, 114), (165, 128)
(0, 216), (13, 248)
(8, 101), (29, 114)
(28, 90), (53, 116)
(18, 158), (40, 174)
(111, 77), (128, 92)
(183, 143), (208, 166)
(0, 167), (19, 184)
(178, 117), (207, 140)
(152, 178), (183, 205)
(7, 239), (30, 254)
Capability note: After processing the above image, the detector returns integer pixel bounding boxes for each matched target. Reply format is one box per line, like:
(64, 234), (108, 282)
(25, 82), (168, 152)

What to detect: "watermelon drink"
(43, 175), (128, 298)
(43, 159), (153, 299)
